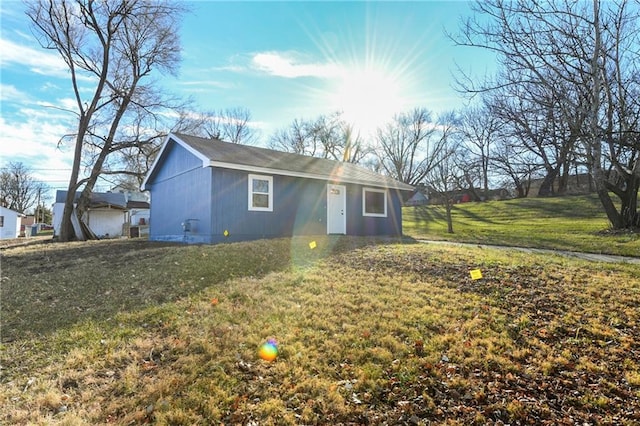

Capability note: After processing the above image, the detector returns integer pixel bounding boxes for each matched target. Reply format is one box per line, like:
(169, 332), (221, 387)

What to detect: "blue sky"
(0, 1), (494, 202)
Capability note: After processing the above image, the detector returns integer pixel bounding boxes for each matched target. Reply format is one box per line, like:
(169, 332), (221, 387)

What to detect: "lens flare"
(258, 339), (278, 362)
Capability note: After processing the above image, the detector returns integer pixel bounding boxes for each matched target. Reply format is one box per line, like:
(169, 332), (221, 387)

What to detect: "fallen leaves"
(326, 245), (640, 424)
(2, 239), (640, 425)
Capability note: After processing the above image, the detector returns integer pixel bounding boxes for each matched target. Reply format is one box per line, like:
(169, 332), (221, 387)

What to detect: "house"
(20, 214), (36, 237)
(527, 172), (595, 197)
(53, 191), (128, 238)
(20, 216), (54, 236)
(405, 188), (429, 206)
(126, 200), (150, 226)
(0, 206), (25, 239)
(106, 185), (151, 236)
(142, 133), (414, 244)
(124, 199), (150, 238)
(111, 184), (151, 220)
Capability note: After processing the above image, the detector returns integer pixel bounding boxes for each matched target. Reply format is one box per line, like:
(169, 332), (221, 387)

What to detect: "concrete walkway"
(418, 239), (640, 265)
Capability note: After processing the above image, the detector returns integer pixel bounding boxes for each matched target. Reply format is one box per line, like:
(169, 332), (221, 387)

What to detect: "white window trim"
(248, 174), (273, 212)
(362, 187), (387, 217)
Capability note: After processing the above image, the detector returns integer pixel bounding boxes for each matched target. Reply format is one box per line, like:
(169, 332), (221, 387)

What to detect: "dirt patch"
(0, 236), (53, 250)
(1, 239), (191, 341)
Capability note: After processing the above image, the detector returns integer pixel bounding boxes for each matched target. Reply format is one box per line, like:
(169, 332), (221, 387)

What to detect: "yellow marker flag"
(470, 269), (483, 280)
(309, 241), (317, 249)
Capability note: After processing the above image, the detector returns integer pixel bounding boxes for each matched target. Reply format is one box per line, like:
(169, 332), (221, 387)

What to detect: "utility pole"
(36, 187), (40, 223)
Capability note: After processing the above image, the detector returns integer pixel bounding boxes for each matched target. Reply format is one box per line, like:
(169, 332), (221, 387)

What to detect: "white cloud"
(0, 84), (25, 102)
(178, 80), (237, 91)
(211, 64), (246, 73)
(40, 82), (62, 91)
(0, 114), (74, 199)
(0, 37), (70, 78)
(35, 98), (79, 114)
(1, 84), (77, 118)
(251, 52), (342, 79)
(0, 114), (72, 159)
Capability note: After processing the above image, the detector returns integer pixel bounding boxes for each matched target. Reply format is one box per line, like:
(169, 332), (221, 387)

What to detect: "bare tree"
(269, 112), (369, 163)
(180, 107), (259, 145)
(0, 162), (49, 213)
(26, 0), (187, 241)
(270, 118), (316, 156)
(375, 108), (447, 186)
(487, 81), (580, 197)
(424, 111), (463, 233)
(340, 122), (370, 164)
(459, 100), (502, 196)
(453, 0), (640, 229)
(490, 135), (542, 198)
(595, 1), (640, 228)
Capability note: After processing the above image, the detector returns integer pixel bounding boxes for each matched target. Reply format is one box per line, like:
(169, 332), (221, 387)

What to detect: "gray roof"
(146, 133), (413, 191)
(55, 191), (127, 209)
(127, 200), (150, 209)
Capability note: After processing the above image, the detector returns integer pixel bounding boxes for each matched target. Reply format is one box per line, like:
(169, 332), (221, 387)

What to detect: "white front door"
(327, 184), (346, 234)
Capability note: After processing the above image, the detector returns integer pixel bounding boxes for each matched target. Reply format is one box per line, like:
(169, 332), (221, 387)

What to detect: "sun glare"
(329, 67), (406, 137)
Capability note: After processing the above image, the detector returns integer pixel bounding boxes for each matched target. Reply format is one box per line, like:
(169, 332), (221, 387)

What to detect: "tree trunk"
(515, 184), (526, 198)
(73, 82), (136, 236)
(557, 166), (570, 195)
(445, 199), (454, 233)
(591, 164), (623, 229)
(587, 0), (626, 230)
(537, 168), (558, 197)
(620, 175), (639, 228)
(58, 116), (89, 241)
(58, 193), (77, 241)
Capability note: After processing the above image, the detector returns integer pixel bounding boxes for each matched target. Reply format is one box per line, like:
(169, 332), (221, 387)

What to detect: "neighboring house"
(111, 183), (151, 202)
(0, 206), (25, 239)
(108, 186), (150, 237)
(527, 172), (595, 197)
(405, 189), (429, 206)
(126, 200), (150, 226)
(21, 215), (36, 227)
(125, 199), (150, 238)
(21, 216), (54, 235)
(20, 215), (35, 237)
(107, 186), (151, 230)
(142, 132), (414, 244)
(53, 191), (128, 238)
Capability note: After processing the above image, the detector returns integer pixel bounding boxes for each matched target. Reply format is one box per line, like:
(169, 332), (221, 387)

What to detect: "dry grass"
(1, 237), (640, 425)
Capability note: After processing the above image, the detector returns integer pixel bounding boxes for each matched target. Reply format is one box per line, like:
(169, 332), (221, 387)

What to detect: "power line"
(0, 168), (74, 172)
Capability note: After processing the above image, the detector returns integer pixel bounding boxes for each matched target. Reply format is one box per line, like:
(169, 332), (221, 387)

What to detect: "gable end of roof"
(143, 132), (414, 192)
(141, 133), (210, 191)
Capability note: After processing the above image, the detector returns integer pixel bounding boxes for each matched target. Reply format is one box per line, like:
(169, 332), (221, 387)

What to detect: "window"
(362, 188), (387, 217)
(248, 174), (273, 211)
(0, 216), (4, 227)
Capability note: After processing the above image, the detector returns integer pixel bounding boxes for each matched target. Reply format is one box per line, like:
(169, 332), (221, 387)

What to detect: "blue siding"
(344, 185), (404, 237)
(209, 169), (326, 243)
(207, 171), (403, 243)
(146, 139), (406, 244)
(146, 141), (214, 243)
(150, 142), (203, 184)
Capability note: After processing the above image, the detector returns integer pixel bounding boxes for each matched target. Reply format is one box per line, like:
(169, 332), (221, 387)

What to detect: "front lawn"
(404, 194), (640, 257)
(2, 237), (639, 424)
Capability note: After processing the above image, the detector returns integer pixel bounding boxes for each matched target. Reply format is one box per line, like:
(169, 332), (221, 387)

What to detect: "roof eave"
(208, 160), (413, 191)
(142, 132), (413, 192)
(141, 132), (210, 191)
